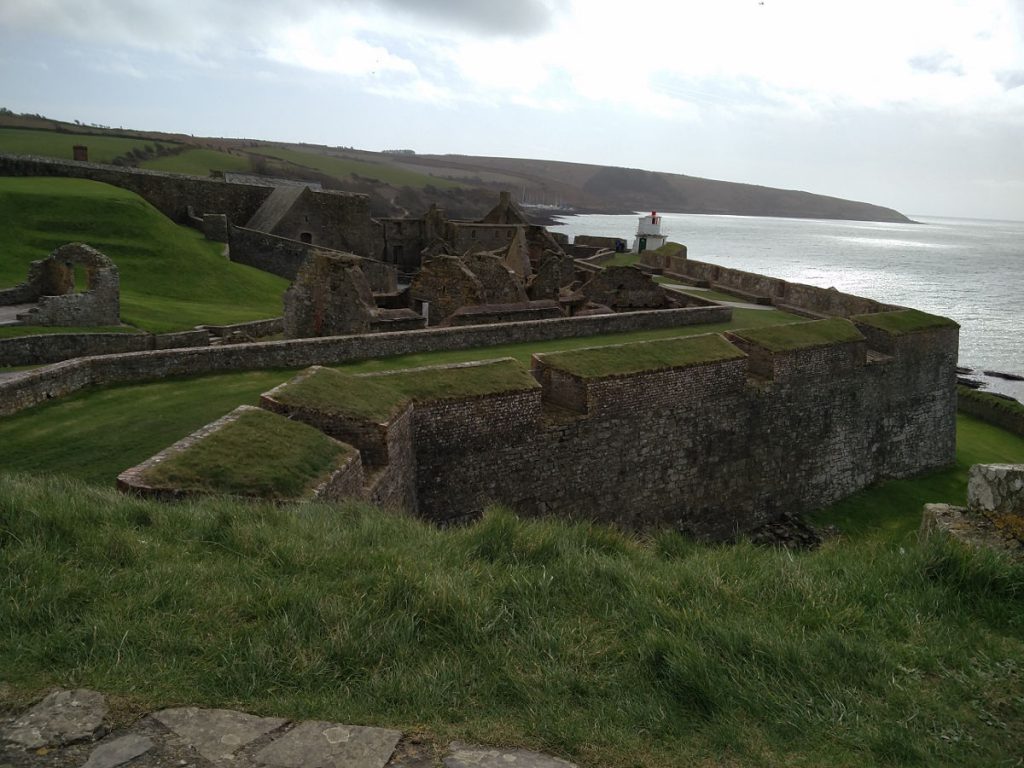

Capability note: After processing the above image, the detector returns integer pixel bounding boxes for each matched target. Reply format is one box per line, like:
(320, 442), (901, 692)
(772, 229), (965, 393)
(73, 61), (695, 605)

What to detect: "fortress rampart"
(0, 155), (376, 256)
(0, 305), (730, 417)
(158, 315), (958, 537)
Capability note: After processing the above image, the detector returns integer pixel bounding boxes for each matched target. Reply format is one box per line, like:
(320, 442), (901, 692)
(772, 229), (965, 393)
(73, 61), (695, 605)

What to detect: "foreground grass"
(0, 313), (801, 483)
(1, 474), (1021, 767)
(0, 177), (288, 332)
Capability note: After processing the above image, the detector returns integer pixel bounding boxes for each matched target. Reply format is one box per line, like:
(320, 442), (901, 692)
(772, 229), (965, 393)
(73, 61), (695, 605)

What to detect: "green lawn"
(0, 127), (174, 164)
(0, 177), (288, 332)
(140, 148), (252, 176)
(250, 146), (463, 189)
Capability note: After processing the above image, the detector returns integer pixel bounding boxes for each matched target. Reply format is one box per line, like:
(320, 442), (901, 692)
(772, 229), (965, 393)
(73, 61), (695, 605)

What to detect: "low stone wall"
(0, 329), (211, 367)
(0, 305), (732, 416)
(202, 317), (284, 341)
(642, 252), (901, 317)
(957, 387), (1024, 437)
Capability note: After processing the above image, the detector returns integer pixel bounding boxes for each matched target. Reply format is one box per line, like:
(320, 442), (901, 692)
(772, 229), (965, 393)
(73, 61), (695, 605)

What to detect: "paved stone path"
(0, 690), (577, 768)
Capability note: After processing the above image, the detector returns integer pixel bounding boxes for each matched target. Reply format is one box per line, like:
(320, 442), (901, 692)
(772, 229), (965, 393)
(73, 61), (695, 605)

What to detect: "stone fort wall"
(0, 305), (730, 417)
(340, 322), (957, 536)
(642, 249), (900, 317)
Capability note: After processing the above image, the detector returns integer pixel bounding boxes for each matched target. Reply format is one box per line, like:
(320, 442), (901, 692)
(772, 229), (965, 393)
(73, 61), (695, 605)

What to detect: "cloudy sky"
(1, 0), (1022, 219)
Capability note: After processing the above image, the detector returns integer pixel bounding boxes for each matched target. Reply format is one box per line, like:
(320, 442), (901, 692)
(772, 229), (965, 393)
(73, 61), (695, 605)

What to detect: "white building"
(631, 211), (668, 253)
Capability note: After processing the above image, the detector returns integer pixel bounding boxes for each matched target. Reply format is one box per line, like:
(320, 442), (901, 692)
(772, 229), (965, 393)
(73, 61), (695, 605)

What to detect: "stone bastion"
(119, 311), (959, 539)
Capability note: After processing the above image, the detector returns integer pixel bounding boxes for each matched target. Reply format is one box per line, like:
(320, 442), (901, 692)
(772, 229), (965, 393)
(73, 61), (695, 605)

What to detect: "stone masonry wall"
(0, 330), (210, 367)
(407, 323), (957, 536)
(0, 305), (731, 416)
(643, 251), (900, 317)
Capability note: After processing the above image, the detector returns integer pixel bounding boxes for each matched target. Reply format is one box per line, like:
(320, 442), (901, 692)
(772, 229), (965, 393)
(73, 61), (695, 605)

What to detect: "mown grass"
(853, 308), (959, 335)
(249, 146), (463, 189)
(140, 148), (252, 176)
(0, 127), (174, 164)
(142, 408), (350, 499)
(0, 177), (288, 332)
(732, 318), (865, 352)
(1, 473), (1022, 767)
(537, 334), (744, 379)
(0, 325), (141, 338)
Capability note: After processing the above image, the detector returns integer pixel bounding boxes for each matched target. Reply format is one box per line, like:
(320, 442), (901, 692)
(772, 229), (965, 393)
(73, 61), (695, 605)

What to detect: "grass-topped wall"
(534, 333), (744, 380)
(126, 406), (355, 500)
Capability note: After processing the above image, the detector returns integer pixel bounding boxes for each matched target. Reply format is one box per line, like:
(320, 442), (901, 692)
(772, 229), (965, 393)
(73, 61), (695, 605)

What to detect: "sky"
(1, 0), (1022, 220)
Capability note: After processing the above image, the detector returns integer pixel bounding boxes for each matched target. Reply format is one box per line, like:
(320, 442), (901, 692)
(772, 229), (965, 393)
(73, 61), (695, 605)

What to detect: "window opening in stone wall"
(300, 232), (313, 244)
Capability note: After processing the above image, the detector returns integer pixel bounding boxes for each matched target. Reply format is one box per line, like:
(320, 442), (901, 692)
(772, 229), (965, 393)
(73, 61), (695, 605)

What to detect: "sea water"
(549, 213), (1024, 400)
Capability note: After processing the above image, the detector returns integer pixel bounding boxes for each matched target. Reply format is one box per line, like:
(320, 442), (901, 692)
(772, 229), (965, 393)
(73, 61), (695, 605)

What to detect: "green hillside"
(0, 127), (173, 164)
(0, 177), (288, 332)
(140, 148), (252, 176)
(250, 145), (463, 189)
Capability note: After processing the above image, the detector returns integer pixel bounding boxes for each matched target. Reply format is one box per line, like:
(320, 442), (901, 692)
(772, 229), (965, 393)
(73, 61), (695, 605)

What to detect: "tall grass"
(1, 473), (1021, 767)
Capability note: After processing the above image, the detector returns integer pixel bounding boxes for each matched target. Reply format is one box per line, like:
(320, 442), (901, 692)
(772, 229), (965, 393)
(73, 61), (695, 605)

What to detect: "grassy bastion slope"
(0, 177), (288, 332)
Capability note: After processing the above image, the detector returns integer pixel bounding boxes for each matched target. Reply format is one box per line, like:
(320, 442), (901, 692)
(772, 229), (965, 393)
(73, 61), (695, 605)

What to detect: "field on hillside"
(249, 146), (463, 189)
(0, 127), (174, 164)
(140, 148), (252, 176)
(0, 177), (288, 332)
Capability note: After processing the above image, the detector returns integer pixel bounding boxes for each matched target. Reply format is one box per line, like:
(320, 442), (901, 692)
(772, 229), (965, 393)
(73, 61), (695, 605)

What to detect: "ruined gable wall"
(228, 226), (397, 292)
(269, 190), (376, 258)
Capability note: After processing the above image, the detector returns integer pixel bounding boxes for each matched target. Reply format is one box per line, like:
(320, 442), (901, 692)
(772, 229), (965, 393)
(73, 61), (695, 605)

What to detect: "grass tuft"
(730, 318), (864, 352)
(141, 408), (351, 499)
(852, 308), (959, 335)
(536, 333), (744, 378)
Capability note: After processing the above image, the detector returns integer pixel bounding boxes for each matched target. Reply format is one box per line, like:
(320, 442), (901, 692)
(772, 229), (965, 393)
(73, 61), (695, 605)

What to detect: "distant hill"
(401, 154), (913, 223)
(0, 110), (912, 224)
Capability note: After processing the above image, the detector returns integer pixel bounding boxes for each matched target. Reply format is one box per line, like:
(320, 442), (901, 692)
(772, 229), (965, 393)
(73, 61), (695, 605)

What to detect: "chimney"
(499, 190), (511, 206)
(73, 145), (88, 162)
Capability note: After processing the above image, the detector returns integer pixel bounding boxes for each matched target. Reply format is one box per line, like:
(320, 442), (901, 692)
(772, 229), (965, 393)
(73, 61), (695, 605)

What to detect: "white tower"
(631, 211), (668, 253)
